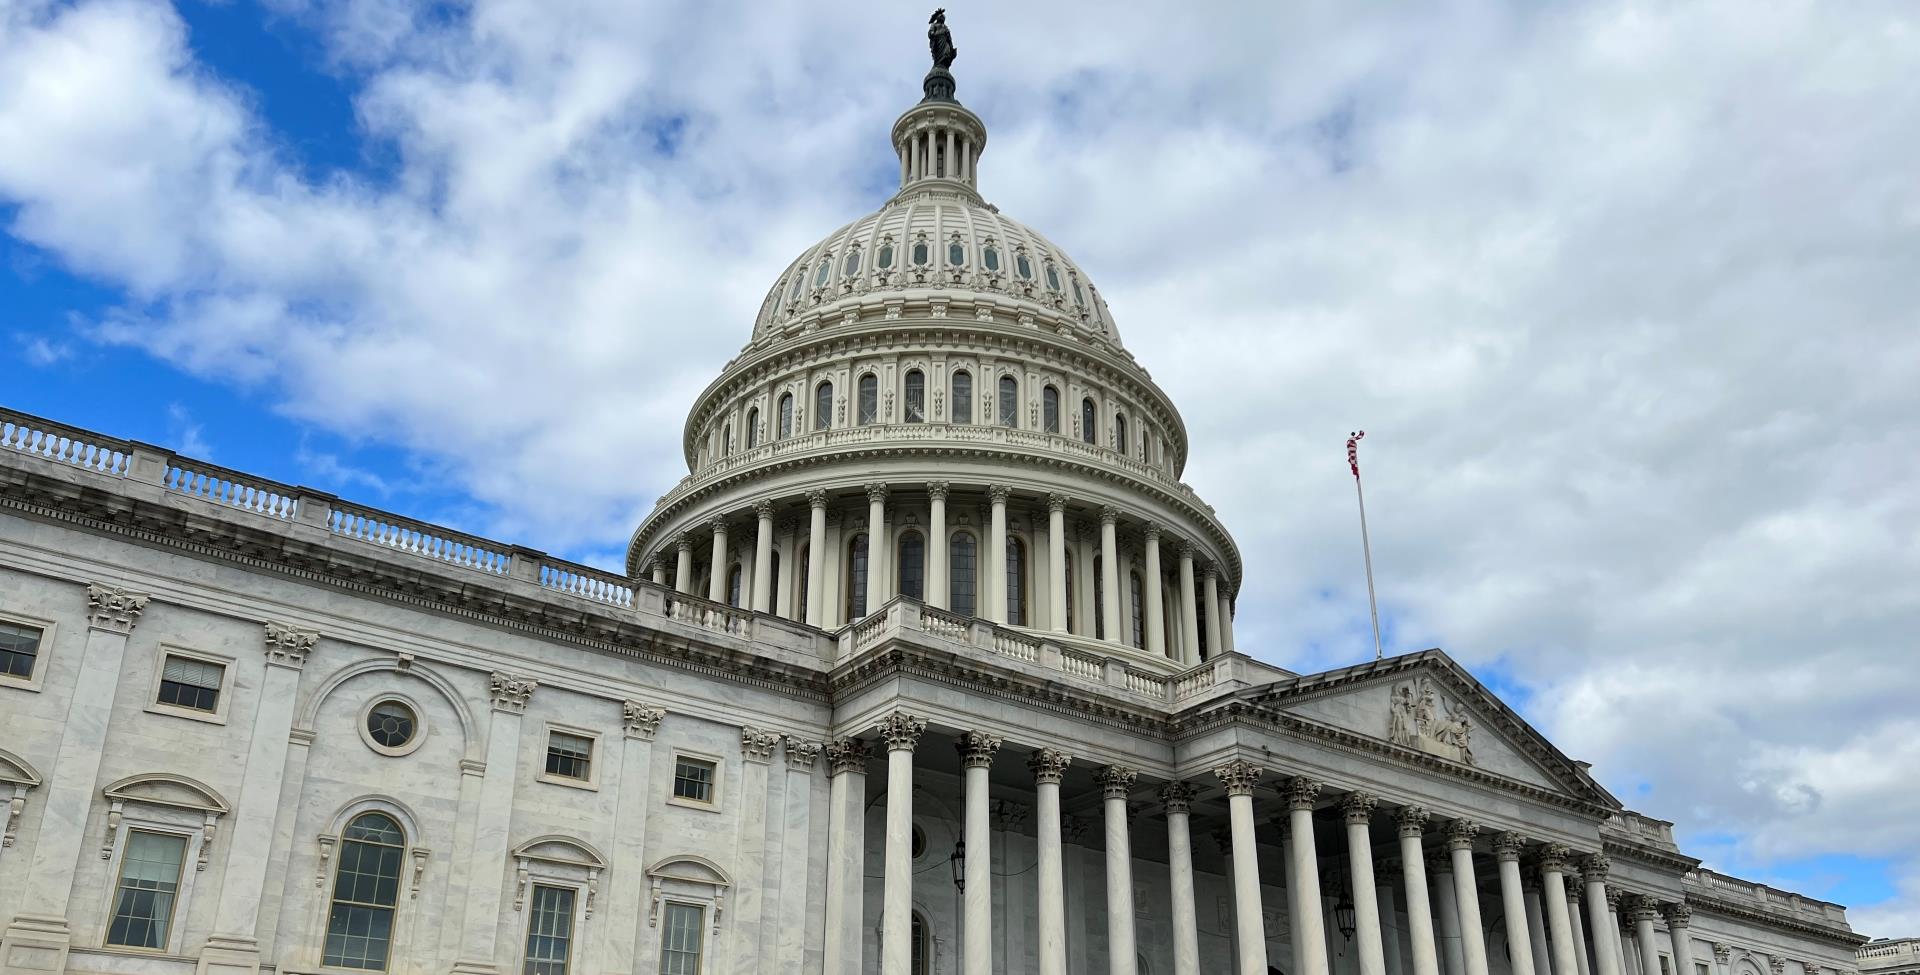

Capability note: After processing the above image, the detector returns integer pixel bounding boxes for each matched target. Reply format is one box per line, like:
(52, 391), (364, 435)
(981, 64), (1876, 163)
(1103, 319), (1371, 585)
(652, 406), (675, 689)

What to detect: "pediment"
(1257, 651), (1617, 808)
(102, 773), (229, 814)
(515, 835), (607, 869)
(0, 749), (41, 788)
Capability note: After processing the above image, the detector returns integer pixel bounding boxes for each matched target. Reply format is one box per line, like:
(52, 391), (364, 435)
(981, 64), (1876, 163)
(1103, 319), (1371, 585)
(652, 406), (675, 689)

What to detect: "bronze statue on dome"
(929, 9), (957, 69)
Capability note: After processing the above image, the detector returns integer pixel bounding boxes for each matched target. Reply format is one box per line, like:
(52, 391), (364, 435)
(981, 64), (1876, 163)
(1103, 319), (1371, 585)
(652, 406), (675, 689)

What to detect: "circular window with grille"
(359, 697), (424, 756)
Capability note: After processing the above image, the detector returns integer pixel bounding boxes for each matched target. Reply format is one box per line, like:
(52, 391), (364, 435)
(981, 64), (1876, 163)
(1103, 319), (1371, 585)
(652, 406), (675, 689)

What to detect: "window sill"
(144, 702), (228, 726)
(0, 674), (42, 693)
(666, 796), (722, 814)
(537, 772), (598, 792)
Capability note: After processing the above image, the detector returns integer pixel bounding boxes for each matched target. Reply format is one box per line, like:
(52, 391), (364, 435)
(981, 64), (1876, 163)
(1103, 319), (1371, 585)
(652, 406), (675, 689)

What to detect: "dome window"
(843, 249), (862, 276)
(746, 407), (760, 448)
(778, 394), (794, 439)
(858, 374), (879, 425)
(878, 244), (895, 269)
(1072, 276), (1086, 306)
(997, 376), (1018, 428)
(904, 370), (926, 423)
(815, 381), (833, 431)
(912, 242), (930, 266)
(983, 246), (1000, 272)
(814, 260), (833, 287)
(1045, 263), (1062, 292)
(1015, 254), (1033, 280)
(1113, 412), (1128, 455)
(951, 371), (973, 424)
(1043, 385), (1060, 434)
(1080, 398), (1097, 445)
(948, 241), (965, 266)
(788, 273), (805, 300)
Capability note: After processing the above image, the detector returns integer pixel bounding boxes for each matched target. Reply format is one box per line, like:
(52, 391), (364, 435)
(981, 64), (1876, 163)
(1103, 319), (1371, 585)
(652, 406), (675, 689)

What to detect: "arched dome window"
(843, 248), (861, 277)
(720, 422), (733, 457)
(898, 531), (925, 601)
(948, 240), (966, 266)
(1080, 398), (1097, 445)
(904, 370), (926, 423)
(1113, 413), (1128, 455)
(878, 243), (895, 269)
(777, 394), (794, 439)
(1129, 572), (1145, 649)
(951, 371), (973, 424)
(1195, 597), (1209, 659)
(1045, 263), (1062, 292)
(1006, 536), (1027, 626)
(814, 381), (834, 431)
(1093, 553), (1105, 640)
(1015, 253), (1033, 280)
(997, 376), (1018, 428)
(912, 241), (930, 266)
(846, 533), (869, 620)
(857, 374), (879, 425)
(788, 273), (805, 300)
(745, 408), (760, 449)
(949, 531), (978, 617)
(983, 245), (1001, 273)
(727, 563), (743, 607)
(814, 259), (833, 287)
(324, 812), (405, 970)
(1072, 275), (1086, 306)
(1064, 556), (1075, 630)
(1043, 386), (1060, 434)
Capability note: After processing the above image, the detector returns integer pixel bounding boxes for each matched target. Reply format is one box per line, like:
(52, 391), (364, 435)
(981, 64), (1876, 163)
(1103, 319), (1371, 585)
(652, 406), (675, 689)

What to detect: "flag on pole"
(1347, 430), (1365, 478)
(1347, 429), (1383, 661)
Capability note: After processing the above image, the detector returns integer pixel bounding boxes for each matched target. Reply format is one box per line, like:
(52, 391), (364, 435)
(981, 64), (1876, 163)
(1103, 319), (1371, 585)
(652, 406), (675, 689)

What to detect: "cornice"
(1603, 836), (1702, 874)
(1684, 895), (1868, 949)
(831, 644), (1175, 739)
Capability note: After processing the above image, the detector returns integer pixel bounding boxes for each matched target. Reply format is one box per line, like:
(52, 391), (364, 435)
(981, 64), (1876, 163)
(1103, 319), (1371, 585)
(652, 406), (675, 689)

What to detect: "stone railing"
(537, 558), (635, 608)
(1859, 941), (1920, 968)
(1685, 868), (1853, 929)
(165, 458), (302, 520)
(1, 411), (133, 475)
(330, 501), (513, 575)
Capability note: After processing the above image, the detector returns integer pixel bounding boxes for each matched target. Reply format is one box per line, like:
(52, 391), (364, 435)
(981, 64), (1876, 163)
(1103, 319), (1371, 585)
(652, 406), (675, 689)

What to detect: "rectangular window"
(157, 655), (223, 712)
(672, 757), (716, 804)
(106, 830), (187, 950)
(1697, 965), (1711, 975)
(523, 885), (576, 975)
(659, 903), (705, 975)
(545, 732), (593, 781)
(1660, 959), (1672, 975)
(0, 621), (42, 679)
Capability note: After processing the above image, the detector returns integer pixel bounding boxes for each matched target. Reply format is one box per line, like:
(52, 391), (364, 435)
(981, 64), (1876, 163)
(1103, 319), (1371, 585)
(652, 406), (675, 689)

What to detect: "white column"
(731, 728), (778, 970)
(928, 482), (950, 609)
(1161, 783), (1202, 975)
(899, 144), (909, 186)
(675, 532), (695, 594)
(1665, 906), (1697, 975)
(961, 136), (972, 183)
(601, 702), (665, 969)
(958, 733), (1000, 975)
(1218, 589), (1236, 653)
(989, 486), (1010, 622)
(1526, 882), (1554, 975)
(1098, 506), (1121, 640)
(1630, 898), (1663, 975)
(1494, 833), (1538, 975)
(776, 740), (819, 973)
(1379, 875), (1406, 975)
(1398, 808), (1442, 975)
(822, 739), (870, 975)
(1289, 778), (1330, 975)
(752, 501), (775, 612)
(806, 491), (828, 625)
(1030, 749), (1074, 975)
(1177, 543), (1200, 663)
(1202, 567), (1223, 654)
(1566, 877), (1595, 975)
(650, 559), (667, 586)
(199, 624), (319, 974)
(708, 516), (729, 602)
(1447, 821), (1491, 975)
(449, 674), (536, 974)
(878, 713), (925, 975)
(1344, 794), (1386, 975)
(865, 483), (889, 617)
(1143, 525), (1167, 656)
(1047, 495), (1069, 631)
(1214, 760), (1268, 975)
(1432, 853), (1466, 975)
(1583, 857), (1623, 975)
(1099, 767), (1139, 975)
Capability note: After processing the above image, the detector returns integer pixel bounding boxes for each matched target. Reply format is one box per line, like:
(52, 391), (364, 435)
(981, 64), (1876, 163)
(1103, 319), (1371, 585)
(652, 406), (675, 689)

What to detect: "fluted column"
(707, 517), (729, 602)
(928, 482), (950, 609)
(751, 501), (775, 612)
(1047, 495), (1069, 631)
(1177, 543), (1200, 663)
(1030, 749), (1074, 975)
(1583, 856), (1622, 975)
(1448, 821), (1491, 975)
(805, 491), (828, 625)
(878, 713), (925, 975)
(675, 532), (695, 594)
(1541, 847), (1581, 975)
(1665, 905), (1697, 975)
(958, 732), (1002, 975)
(1143, 525), (1167, 656)
(1213, 760), (1268, 975)
(822, 739), (870, 975)
(1099, 766), (1139, 975)
(1398, 807), (1442, 975)
(989, 486), (1011, 622)
(1431, 852), (1466, 975)
(1495, 833), (1538, 975)
(1202, 566), (1223, 653)
(1344, 793), (1386, 975)
(1290, 778), (1331, 975)
(1630, 898), (1663, 975)
(1161, 783), (1201, 975)
(1099, 506), (1121, 640)
(865, 483), (890, 615)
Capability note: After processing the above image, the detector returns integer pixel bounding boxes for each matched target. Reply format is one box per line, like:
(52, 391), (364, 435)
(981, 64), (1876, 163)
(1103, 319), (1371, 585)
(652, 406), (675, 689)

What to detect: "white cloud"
(2, 0), (1918, 932)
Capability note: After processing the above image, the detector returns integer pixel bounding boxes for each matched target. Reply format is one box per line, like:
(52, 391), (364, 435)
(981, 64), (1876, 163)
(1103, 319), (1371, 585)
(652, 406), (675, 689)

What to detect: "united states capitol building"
(0, 15), (1876, 975)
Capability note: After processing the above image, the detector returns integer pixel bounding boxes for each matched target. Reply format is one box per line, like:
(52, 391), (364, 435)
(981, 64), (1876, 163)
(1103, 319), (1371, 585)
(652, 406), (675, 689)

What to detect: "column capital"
(675, 531), (695, 553)
(990, 798), (1030, 830)
(1099, 505), (1120, 526)
(1096, 765), (1138, 799)
(741, 727), (782, 763)
(1663, 902), (1692, 928)
(1211, 759), (1264, 797)
(1202, 563), (1219, 581)
(1047, 492), (1069, 513)
(86, 583), (150, 633)
(1340, 791), (1378, 824)
(807, 489), (830, 509)
(1425, 850), (1453, 875)
(709, 515), (728, 533)
(753, 499), (776, 519)
(1395, 805), (1430, 836)
(783, 737), (822, 771)
(1582, 852), (1612, 880)
(1028, 748), (1073, 784)
(988, 484), (1012, 505)
(263, 621), (319, 668)
(778, 516), (801, 535)
(1178, 540), (1196, 560)
(1159, 780), (1199, 814)
(1445, 818), (1480, 850)
(488, 672), (538, 713)
(1713, 945), (1733, 964)
(1493, 830), (1529, 861)
(1285, 776), (1322, 810)
(865, 482), (890, 503)
(824, 737), (870, 775)
(1143, 521), (1162, 540)
(622, 700), (666, 740)
(1768, 960), (1788, 975)
(926, 481), (950, 502)
(956, 730), (1003, 768)
(875, 711), (926, 751)
(1627, 894), (1662, 923)
(1605, 887), (1625, 911)
(1538, 843), (1573, 872)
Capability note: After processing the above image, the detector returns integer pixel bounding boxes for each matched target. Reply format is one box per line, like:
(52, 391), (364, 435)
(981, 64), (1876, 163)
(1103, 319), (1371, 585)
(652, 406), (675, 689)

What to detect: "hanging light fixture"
(1334, 890), (1357, 942)
(949, 839), (966, 892)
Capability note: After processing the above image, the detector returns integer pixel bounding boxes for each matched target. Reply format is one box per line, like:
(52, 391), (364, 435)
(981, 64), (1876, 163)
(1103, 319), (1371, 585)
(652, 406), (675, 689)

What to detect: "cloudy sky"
(3, 0), (1917, 936)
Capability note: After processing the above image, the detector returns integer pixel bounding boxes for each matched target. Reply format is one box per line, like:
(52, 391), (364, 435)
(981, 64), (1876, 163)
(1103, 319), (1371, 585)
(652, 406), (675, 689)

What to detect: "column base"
(1, 914), (73, 975)
(195, 935), (263, 975)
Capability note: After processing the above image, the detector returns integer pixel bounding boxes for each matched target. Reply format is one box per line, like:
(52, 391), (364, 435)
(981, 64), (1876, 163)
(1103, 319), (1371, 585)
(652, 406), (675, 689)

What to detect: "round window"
(362, 699), (421, 755)
(911, 824), (927, 859)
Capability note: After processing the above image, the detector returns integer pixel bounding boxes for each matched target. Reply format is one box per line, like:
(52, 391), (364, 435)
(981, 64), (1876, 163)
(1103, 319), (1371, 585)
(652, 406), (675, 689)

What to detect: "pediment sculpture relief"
(1388, 677), (1477, 766)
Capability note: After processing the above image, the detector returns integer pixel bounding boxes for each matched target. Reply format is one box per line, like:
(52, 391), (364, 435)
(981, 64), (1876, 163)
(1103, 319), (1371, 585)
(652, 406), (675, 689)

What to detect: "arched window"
(951, 371), (973, 424)
(815, 381), (833, 431)
(997, 376), (1018, 428)
(745, 408), (760, 449)
(1195, 597), (1209, 659)
(1016, 253), (1033, 280)
(1045, 263), (1062, 292)
(899, 531), (925, 601)
(726, 564), (743, 607)
(324, 812), (405, 971)
(1113, 412), (1128, 455)
(948, 240), (965, 266)
(1064, 556), (1075, 631)
(1080, 398), (1097, 445)
(878, 243), (895, 269)
(777, 394), (794, 439)
(949, 532), (978, 617)
(858, 374), (878, 425)
(1072, 276), (1087, 306)
(1129, 572), (1145, 649)
(904, 370), (926, 423)
(911, 912), (931, 975)
(794, 546), (808, 620)
(813, 260), (832, 287)
(720, 423), (732, 457)
(912, 241), (930, 266)
(1006, 537), (1027, 626)
(1093, 554), (1105, 640)
(1043, 386), (1060, 434)
(843, 249), (861, 277)
(769, 551), (783, 616)
(983, 245), (1000, 272)
(846, 534), (869, 620)
(788, 272), (805, 301)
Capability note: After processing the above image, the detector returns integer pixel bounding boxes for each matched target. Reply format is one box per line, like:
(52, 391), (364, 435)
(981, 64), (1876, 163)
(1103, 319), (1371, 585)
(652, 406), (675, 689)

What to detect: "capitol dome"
(628, 49), (1241, 669)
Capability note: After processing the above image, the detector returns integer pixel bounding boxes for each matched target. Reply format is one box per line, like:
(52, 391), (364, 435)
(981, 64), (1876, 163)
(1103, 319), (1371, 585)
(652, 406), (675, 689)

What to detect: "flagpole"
(1348, 431), (1383, 661)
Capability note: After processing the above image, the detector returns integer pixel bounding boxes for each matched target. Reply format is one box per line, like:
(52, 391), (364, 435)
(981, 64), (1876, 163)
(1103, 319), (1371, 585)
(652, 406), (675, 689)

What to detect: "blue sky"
(3, 0), (1917, 934)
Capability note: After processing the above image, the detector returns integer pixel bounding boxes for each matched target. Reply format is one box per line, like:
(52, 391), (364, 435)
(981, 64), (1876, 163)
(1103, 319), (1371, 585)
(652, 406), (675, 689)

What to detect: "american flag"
(1347, 430), (1365, 479)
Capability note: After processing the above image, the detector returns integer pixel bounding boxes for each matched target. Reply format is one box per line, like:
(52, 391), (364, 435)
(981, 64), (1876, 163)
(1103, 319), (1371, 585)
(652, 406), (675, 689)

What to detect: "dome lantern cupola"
(892, 8), (986, 196)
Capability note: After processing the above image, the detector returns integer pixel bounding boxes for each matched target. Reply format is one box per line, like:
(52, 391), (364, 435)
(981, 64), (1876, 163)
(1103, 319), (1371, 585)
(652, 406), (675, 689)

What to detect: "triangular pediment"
(1252, 651), (1618, 809)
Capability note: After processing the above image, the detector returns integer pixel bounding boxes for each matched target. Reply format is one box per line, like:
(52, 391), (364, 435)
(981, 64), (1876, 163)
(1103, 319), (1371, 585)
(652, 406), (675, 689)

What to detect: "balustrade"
(0, 409), (132, 474)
